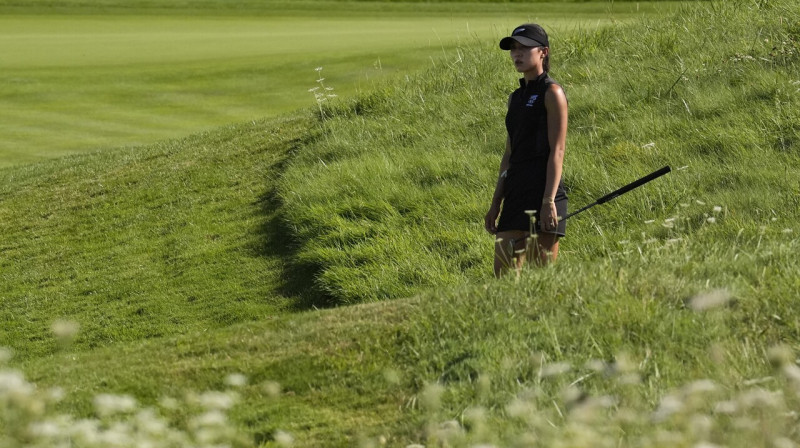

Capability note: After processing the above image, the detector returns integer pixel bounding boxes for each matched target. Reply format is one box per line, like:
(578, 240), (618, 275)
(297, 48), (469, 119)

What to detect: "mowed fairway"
(0, 2), (682, 167)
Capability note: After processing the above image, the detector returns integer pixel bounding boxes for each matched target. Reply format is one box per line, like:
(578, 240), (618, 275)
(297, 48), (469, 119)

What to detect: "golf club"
(560, 165), (672, 222)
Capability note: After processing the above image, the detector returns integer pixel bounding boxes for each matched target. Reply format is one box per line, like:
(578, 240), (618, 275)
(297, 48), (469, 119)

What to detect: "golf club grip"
(595, 166), (671, 204)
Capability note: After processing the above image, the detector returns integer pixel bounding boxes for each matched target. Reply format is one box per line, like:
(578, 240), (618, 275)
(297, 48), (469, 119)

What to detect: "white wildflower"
(506, 398), (535, 418)
(712, 206), (722, 213)
(618, 373), (642, 385)
(47, 387), (65, 403)
(714, 400), (738, 414)
(93, 393), (137, 417)
(192, 409), (227, 427)
(51, 319), (80, 343)
(0, 370), (35, 397)
(773, 437), (795, 448)
(738, 388), (783, 409)
(652, 395), (684, 422)
(540, 362), (571, 377)
(687, 379), (717, 393)
(0, 347), (12, 363)
(420, 383), (444, 411)
(196, 391), (237, 410)
(224, 373), (248, 388)
(706, 217), (716, 223)
(97, 422), (131, 446)
(275, 430), (295, 447)
(159, 396), (179, 410)
(782, 365), (800, 384)
(688, 289), (732, 311)
(584, 359), (607, 372)
(135, 409), (168, 435)
(70, 419), (101, 444)
(28, 420), (63, 438)
(262, 381), (282, 398)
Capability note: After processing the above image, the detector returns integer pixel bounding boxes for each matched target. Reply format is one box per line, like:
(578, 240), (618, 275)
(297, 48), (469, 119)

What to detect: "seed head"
(275, 430), (295, 447)
(687, 289), (732, 311)
(51, 319), (80, 345)
(0, 347), (12, 363)
(93, 393), (137, 417)
(224, 373), (248, 388)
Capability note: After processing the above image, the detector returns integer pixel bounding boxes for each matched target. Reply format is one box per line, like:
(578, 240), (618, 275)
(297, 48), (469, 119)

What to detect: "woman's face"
(509, 41), (546, 75)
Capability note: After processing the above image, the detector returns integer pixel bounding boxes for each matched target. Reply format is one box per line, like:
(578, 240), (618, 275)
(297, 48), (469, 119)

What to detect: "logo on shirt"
(526, 94), (538, 107)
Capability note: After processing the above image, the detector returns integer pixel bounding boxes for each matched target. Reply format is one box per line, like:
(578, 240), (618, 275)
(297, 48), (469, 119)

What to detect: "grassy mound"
(0, 115), (319, 360)
(279, 0), (799, 304)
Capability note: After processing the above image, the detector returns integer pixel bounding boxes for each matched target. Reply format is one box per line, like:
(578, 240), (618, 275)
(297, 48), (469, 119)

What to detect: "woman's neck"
(523, 68), (545, 82)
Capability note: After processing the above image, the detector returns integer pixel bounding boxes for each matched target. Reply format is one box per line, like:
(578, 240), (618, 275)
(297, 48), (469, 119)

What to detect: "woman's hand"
(540, 201), (558, 233)
(485, 203), (501, 234)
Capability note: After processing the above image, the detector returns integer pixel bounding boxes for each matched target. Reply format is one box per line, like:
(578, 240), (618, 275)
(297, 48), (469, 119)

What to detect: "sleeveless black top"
(504, 72), (567, 200)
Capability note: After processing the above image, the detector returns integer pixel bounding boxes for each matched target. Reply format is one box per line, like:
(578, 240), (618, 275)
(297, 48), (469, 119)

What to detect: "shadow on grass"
(256, 191), (336, 311)
(252, 134), (336, 312)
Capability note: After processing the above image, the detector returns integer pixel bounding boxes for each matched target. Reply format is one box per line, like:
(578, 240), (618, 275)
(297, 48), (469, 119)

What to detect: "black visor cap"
(499, 24), (549, 50)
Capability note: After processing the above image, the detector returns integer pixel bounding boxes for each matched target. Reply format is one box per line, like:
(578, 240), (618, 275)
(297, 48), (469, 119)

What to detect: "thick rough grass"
(278, 0), (799, 305)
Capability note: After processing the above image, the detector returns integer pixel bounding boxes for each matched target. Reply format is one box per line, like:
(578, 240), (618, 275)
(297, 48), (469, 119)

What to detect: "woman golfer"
(484, 24), (568, 277)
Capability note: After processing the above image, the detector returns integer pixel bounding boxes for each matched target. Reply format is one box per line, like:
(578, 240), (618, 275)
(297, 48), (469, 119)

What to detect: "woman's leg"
(528, 232), (560, 266)
(494, 230), (529, 277)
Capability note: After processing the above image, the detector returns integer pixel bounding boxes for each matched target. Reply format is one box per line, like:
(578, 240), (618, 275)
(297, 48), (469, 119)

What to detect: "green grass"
(0, 1), (685, 167)
(0, 116), (314, 360)
(2, 0), (800, 446)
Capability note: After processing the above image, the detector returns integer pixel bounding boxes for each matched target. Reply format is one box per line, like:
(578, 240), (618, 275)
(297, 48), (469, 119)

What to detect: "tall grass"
(278, 0), (799, 305)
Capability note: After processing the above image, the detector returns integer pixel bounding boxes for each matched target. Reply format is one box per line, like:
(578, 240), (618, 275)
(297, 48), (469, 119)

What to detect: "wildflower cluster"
(406, 346), (800, 448)
(0, 351), (256, 448)
(308, 66), (338, 120)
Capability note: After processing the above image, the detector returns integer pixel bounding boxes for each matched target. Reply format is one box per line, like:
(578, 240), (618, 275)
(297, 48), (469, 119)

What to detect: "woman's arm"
(484, 137), (511, 234)
(541, 83), (568, 230)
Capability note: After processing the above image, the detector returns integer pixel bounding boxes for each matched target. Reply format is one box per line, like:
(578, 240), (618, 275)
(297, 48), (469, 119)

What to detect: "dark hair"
(532, 24), (550, 73)
(528, 23), (550, 73)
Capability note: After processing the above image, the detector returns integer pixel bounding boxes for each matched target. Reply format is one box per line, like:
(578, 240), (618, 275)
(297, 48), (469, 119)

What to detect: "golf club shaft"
(560, 165), (671, 222)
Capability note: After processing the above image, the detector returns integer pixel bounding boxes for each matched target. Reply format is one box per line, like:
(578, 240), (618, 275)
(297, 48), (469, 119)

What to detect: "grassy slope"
(3, 0), (800, 446)
(0, 115), (321, 360)
(279, 1), (800, 305)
